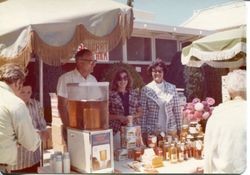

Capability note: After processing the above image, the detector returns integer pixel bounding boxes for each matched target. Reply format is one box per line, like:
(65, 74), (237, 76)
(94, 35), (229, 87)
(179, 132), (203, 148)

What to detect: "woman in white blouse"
(203, 69), (246, 174)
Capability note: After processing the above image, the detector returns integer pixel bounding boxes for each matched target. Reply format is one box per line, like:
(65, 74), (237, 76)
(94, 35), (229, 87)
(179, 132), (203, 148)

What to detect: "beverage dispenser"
(66, 82), (114, 173)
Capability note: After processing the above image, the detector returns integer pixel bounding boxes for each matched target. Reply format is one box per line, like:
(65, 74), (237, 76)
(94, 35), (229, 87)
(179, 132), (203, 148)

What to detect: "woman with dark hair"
(140, 59), (182, 141)
(109, 68), (142, 135)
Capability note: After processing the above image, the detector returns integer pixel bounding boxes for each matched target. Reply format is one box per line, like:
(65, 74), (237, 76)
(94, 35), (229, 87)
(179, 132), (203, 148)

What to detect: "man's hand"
(37, 129), (49, 141)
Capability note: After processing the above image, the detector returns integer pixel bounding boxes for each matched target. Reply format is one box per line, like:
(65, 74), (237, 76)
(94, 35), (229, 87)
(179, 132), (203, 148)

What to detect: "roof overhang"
(133, 21), (213, 43)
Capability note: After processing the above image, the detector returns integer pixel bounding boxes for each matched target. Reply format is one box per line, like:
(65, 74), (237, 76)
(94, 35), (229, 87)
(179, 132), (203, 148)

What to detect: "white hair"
(225, 69), (246, 93)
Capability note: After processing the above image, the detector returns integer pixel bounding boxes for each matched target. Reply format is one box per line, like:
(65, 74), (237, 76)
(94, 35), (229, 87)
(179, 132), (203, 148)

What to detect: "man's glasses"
(152, 69), (163, 74)
(118, 75), (128, 81)
(77, 58), (97, 65)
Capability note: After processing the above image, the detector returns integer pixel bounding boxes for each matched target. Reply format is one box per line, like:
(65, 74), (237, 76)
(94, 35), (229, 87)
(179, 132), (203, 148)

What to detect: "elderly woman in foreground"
(203, 69), (246, 174)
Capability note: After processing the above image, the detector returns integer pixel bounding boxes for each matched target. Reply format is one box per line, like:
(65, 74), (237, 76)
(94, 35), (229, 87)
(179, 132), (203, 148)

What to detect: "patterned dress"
(109, 89), (141, 135)
(140, 81), (182, 134)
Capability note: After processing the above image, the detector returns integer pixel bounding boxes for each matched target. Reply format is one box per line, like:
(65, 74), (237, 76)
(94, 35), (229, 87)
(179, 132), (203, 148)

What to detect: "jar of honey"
(154, 147), (163, 158)
(177, 143), (185, 162)
(170, 143), (178, 163)
(163, 142), (170, 161)
(189, 121), (198, 137)
(158, 140), (164, 149)
(194, 140), (203, 160)
(133, 148), (142, 161)
(147, 134), (157, 148)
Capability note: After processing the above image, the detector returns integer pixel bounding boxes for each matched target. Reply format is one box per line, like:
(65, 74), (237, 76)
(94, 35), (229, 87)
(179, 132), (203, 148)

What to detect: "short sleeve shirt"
(57, 69), (97, 98)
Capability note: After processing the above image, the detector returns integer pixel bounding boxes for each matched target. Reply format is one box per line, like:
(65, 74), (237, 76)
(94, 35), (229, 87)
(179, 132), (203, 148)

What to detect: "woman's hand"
(119, 115), (128, 125)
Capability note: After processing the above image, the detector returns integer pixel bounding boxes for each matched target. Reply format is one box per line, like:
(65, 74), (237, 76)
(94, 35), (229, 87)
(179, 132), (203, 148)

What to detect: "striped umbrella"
(181, 26), (246, 68)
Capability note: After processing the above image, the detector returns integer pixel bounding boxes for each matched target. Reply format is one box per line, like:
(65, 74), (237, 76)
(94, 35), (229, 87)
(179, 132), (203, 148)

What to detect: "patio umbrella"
(181, 26), (246, 68)
(0, 0), (133, 66)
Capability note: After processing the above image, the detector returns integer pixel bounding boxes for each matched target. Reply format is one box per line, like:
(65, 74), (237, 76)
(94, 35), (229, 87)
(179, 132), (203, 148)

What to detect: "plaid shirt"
(109, 89), (141, 134)
(140, 81), (182, 134)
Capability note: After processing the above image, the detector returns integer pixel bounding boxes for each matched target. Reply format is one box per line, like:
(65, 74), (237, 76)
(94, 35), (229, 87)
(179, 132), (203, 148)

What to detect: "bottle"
(147, 134), (157, 148)
(50, 154), (55, 172)
(180, 125), (188, 142)
(133, 147), (142, 161)
(127, 115), (133, 127)
(55, 154), (63, 173)
(163, 142), (170, 161)
(178, 143), (184, 162)
(189, 121), (198, 138)
(155, 124), (164, 147)
(184, 142), (189, 161)
(194, 140), (203, 160)
(170, 143), (178, 163)
(154, 147), (163, 158)
(188, 141), (193, 158)
(167, 135), (172, 144)
(63, 152), (71, 173)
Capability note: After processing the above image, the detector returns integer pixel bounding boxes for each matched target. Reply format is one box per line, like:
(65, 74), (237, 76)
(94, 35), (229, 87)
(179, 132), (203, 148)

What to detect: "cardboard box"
(121, 126), (142, 149)
(68, 129), (114, 173)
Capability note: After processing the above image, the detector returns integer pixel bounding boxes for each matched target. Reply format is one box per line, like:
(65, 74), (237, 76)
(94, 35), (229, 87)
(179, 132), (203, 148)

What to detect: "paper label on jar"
(196, 141), (202, 150)
(171, 154), (177, 162)
(166, 152), (169, 160)
(178, 152), (184, 161)
(189, 127), (197, 134)
(151, 136), (157, 143)
(160, 132), (165, 138)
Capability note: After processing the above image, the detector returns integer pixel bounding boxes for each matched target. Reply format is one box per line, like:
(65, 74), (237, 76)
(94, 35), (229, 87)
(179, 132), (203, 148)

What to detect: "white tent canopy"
(181, 1), (246, 31)
(181, 26), (246, 68)
(0, 0), (133, 66)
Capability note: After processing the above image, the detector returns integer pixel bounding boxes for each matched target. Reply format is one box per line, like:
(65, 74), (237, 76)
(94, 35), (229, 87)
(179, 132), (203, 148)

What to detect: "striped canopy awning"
(0, 0), (134, 67)
(181, 26), (246, 68)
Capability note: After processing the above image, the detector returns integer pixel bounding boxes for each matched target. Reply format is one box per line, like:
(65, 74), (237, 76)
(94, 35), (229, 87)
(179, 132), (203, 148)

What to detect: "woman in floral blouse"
(109, 68), (142, 135)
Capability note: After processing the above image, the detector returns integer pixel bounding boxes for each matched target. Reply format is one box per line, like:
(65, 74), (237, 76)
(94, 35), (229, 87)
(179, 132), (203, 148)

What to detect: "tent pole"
(39, 59), (43, 107)
(39, 58), (44, 166)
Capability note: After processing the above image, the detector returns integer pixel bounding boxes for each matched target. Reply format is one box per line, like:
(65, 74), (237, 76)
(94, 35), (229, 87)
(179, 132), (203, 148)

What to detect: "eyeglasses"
(77, 58), (97, 65)
(118, 75), (128, 81)
(152, 69), (163, 74)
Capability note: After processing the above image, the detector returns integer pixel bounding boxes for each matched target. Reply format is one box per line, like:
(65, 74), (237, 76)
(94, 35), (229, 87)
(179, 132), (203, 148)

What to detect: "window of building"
(156, 39), (177, 63)
(127, 37), (151, 61)
(109, 41), (123, 61)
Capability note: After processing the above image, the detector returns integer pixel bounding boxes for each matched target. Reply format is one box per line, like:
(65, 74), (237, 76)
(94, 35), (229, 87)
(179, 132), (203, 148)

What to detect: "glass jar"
(189, 121), (198, 136)
(194, 140), (203, 160)
(163, 142), (170, 161)
(184, 142), (189, 160)
(154, 147), (163, 158)
(182, 124), (189, 133)
(167, 135), (173, 144)
(170, 143), (178, 163)
(158, 140), (164, 149)
(177, 143), (185, 162)
(147, 134), (157, 148)
(133, 148), (142, 161)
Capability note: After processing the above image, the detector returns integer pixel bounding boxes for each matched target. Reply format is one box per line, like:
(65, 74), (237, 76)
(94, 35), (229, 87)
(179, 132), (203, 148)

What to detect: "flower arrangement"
(183, 97), (215, 122)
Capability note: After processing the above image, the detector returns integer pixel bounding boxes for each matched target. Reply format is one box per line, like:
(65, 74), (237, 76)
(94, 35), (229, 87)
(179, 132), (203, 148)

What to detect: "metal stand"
(40, 140), (44, 167)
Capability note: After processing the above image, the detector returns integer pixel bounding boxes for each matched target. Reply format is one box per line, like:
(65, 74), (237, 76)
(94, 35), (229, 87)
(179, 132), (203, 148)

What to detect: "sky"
(114, 0), (237, 26)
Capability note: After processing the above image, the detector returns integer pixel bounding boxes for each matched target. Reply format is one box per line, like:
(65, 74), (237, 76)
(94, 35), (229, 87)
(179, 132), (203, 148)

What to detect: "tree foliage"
(183, 66), (206, 102)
